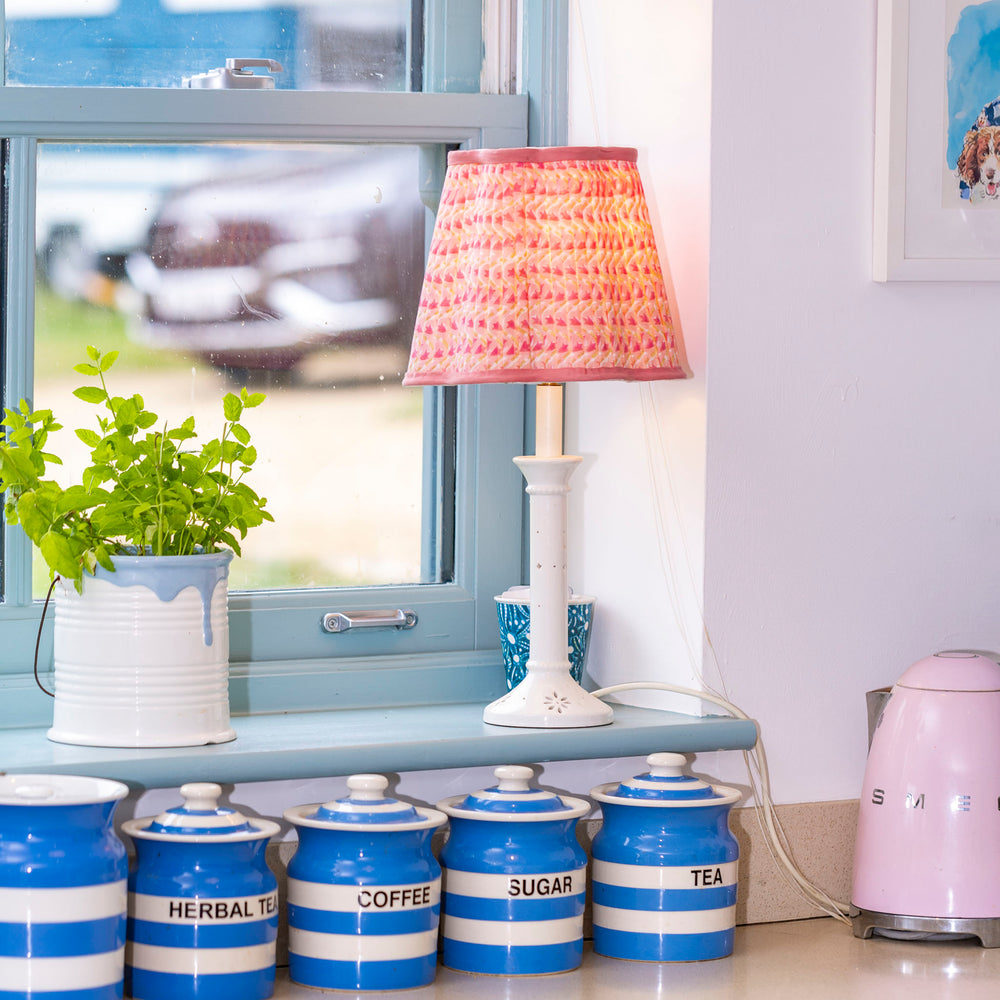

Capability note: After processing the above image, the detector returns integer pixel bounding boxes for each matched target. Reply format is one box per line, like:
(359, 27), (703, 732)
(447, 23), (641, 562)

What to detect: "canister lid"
(437, 765), (589, 821)
(123, 783), (280, 842)
(591, 754), (742, 808)
(284, 775), (447, 832)
(0, 773), (128, 807)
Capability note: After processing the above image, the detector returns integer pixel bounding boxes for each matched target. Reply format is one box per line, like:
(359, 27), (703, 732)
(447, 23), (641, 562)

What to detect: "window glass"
(5, 0), (417, 91)
(0, 0), (531, 683)
(33, 141), (429, 594)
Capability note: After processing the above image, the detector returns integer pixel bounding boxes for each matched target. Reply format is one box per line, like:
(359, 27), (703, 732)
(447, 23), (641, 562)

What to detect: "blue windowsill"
(0, 701), (757, 789)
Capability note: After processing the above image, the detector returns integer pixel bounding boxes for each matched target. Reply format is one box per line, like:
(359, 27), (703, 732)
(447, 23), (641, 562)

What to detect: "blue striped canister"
(437, 765), (589, 976)
(121, 782), (280, 1000)
(284, 774), (447, 992)
(0, 773), (129, 1000)
(590, 753), (742, 962)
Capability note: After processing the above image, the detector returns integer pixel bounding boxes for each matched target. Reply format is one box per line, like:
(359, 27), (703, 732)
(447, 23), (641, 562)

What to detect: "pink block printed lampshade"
(403, 146), (687, 386)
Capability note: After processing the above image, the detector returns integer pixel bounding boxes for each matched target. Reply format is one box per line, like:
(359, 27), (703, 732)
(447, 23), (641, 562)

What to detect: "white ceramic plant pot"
(48, 551), (237, 748)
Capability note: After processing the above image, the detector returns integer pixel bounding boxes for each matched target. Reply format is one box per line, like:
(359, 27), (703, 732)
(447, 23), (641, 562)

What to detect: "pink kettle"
(851, 650), (1000, 946)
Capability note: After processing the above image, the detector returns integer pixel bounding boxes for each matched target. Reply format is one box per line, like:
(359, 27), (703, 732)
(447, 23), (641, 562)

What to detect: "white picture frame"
(875, 0), (1000, 280)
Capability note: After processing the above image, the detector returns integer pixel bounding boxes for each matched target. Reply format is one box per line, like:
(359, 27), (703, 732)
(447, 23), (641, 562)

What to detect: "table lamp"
(403, 146), (687, 727)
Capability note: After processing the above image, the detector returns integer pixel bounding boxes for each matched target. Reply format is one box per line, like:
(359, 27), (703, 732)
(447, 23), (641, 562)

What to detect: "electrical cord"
(590, 680), (852, 925)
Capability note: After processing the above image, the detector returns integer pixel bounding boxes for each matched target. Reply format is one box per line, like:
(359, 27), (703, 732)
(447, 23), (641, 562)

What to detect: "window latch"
(322, 609), (418, 634)
(184, 58), (284, 90)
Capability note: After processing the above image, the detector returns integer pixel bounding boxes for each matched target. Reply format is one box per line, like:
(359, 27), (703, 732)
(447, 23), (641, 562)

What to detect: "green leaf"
(75, 428), (102, 447)
(115, 397), (139, 430)
(94, 544), (115, 573)
(222, 393), (243, 422)
(15, 493), (53, 546)
(2, 447), (40, 485)
(73, 363), (100, 376)
(242, 390), (267, 408)
(85, 345), (100, 361)
(230, 423), (251, 445)
(73, 385), (108, 404)
(99, 350), (119, 372)
(39, 530), (81, 581)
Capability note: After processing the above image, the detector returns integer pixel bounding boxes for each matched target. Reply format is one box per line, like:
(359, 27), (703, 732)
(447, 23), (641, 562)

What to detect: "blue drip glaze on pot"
(96, 550), (233, 647)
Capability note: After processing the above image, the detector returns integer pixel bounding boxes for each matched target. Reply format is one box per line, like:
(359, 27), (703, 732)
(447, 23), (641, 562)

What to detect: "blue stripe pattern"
(126, 967), (274, 1000)
(127, 917), (277, 949)
(442, 891), (583, 921)
(442, 939), (582, 976)
(289, 953), (436, 992)
(591, 881), (737, 912)
(594, 925), (735, 962)
(287, 903), (438, 936)
(0, 916), (125, 958)
(0, 987), (123, 1000)
(592, 879), (735, 961)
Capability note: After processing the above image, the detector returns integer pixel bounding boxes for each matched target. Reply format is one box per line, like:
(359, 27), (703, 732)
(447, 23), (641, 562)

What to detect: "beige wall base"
(728, 798), (857, 924)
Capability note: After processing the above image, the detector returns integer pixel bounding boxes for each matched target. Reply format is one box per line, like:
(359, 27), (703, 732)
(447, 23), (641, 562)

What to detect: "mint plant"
(0, 347), (272, 590)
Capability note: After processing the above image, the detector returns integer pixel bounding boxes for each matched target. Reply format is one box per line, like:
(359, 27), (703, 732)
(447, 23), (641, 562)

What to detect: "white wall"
(704, 0), (1000, 802)
(571, 0), (1000, 806)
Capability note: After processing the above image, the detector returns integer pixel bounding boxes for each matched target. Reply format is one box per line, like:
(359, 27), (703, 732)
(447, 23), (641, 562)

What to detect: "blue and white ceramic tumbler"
(122, 782), (281, 1000)
(590, 753), (742, 962)
(437, 765), (589, 976)
(0, 773), (128, 1000)
(284, 775), (447, 992)
(495, 586), (594, 690)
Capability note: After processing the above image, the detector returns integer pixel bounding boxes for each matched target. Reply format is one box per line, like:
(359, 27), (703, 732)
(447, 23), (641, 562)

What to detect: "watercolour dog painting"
(957, 123), (1000, 202)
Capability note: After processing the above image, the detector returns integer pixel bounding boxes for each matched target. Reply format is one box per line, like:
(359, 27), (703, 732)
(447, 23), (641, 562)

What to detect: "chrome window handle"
(322, 610), (418, 634)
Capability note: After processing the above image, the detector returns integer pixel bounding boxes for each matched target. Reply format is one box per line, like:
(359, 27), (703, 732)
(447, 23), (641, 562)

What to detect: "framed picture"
(875, 0), (1000, 280)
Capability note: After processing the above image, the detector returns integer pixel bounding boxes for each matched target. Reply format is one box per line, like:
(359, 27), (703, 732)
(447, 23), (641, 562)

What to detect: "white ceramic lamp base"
(483, 666), (613, 727)
(483, 454), (613, 729)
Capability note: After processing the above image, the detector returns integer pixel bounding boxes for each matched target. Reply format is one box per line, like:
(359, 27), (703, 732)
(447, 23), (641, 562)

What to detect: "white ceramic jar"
(122, 782), (280, 1000)
(437, 765), (589, 976)
(590, 753), (741, 962)
(0, 774), (129, 999)
(49, 551), (235, 748)
(284, 775), (447, 992)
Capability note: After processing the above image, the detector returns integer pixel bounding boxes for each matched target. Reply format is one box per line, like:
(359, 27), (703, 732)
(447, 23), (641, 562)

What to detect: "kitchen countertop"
(271, 917), (1000, 998)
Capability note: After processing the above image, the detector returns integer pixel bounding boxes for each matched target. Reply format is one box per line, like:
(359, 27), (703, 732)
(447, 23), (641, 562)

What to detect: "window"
(0, 0), (562, 720)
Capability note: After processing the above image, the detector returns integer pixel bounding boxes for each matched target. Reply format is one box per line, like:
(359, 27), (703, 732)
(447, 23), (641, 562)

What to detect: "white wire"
(590, 681), (852, 925)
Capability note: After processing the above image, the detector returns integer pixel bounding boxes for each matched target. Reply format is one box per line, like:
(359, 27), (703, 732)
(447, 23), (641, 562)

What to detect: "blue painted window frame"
(0, 2), (561, 725)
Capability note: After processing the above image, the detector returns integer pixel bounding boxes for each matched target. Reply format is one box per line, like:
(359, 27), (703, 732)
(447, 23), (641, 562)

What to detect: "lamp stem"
(482, 450), (613, 728)
(535, 383), (564, 458)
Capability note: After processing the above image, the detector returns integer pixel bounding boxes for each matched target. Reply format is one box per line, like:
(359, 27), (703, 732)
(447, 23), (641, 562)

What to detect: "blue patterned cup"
(495, 588), (595, 690)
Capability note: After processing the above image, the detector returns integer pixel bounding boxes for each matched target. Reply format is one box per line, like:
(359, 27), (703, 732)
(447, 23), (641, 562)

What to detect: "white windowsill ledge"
(0, 702), (757, 788)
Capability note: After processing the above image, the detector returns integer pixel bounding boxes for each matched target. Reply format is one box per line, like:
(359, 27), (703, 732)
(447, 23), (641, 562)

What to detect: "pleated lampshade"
(403, 146), (687, 387)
